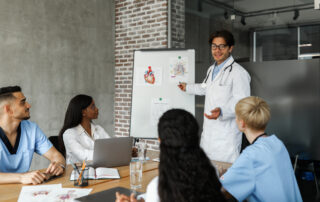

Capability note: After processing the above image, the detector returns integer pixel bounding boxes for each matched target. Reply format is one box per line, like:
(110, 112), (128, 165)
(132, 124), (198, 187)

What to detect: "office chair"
(48, 136), (65, 157)
(293, 154), (320, 200)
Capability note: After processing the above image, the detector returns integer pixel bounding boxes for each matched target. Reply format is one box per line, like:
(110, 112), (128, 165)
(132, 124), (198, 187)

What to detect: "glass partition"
(184, 0), (320, 160)
(255, 27), (298, 61)
(299, 24), (320, 59)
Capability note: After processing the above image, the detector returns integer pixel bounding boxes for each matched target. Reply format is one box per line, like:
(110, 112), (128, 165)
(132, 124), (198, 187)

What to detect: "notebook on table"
(75, 186), (142, 202)
(70, 167), (120, 180)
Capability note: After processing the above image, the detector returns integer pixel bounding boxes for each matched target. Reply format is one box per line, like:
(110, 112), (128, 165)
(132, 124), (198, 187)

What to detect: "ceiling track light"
(198, 0), (202, 12)
(224, 11), (228, 20)
(241, 16), (246, 25)
(293, 9), (299, 20)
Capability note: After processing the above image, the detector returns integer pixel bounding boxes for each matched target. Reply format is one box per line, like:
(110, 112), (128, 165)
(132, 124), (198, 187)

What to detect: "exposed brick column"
(171, 0), (185, 48)
(114, 0), (168, 151)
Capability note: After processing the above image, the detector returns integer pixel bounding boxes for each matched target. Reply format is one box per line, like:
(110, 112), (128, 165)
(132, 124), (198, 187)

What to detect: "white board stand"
(130, 49), (195, 138)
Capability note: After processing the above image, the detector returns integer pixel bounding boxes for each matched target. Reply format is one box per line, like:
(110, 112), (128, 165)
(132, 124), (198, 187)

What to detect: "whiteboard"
(130, 49), (195, 138)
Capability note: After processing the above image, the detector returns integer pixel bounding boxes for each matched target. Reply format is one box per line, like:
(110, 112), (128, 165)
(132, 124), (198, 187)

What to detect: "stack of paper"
(18, 184), (92, 202)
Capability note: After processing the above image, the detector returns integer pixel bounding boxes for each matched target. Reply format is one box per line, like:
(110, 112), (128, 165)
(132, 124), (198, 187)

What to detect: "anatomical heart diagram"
(144, 66), (155, 84)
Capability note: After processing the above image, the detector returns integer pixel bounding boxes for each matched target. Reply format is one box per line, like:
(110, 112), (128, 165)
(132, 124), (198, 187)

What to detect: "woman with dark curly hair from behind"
(116, 109), (226, 202)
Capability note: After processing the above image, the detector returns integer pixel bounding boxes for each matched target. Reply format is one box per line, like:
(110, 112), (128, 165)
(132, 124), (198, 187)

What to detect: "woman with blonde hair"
(221, 96), (302, 202)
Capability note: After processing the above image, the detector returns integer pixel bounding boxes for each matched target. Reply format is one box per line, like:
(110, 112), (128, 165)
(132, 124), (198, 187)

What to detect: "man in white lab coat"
(178, 30), (251, 163)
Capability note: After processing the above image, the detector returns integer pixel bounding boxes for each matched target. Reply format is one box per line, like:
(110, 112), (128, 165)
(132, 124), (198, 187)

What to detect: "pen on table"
(77, 161), (86, 185)
(72, 163), (80, 174)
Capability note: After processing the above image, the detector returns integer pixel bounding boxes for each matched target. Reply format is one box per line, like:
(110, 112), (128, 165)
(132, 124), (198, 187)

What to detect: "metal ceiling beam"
(245, 6), (314, 18)
(244, 3), (314, 17)
(202, 0), (245, 16)
(201, 0), (314, 18)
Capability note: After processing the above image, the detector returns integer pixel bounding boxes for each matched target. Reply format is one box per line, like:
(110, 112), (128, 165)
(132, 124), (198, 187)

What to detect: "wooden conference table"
(0, 161), (159, 202)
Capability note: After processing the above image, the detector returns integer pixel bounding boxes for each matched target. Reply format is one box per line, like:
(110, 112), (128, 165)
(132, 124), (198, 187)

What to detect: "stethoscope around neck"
(201, 60), (235, 88)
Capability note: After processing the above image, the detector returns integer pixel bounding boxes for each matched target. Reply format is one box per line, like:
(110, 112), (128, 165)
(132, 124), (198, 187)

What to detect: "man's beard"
(22, 115), (30, 120)
(22, 110), (31, 120)
(16, 111), (30, 120)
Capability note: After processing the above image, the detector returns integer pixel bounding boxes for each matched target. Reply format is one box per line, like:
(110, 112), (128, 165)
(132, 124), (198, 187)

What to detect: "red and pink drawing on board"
(144, 66), (155, 84)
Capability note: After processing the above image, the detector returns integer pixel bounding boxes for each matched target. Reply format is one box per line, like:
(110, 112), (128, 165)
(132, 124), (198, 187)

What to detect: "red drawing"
(57, 190), (76, 200)
(144, 66), (155, 84)
(32, 190), (49, 196)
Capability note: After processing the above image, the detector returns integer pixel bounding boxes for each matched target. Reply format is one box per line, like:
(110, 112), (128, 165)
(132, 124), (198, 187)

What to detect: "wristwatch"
(59, 163), (66, 170)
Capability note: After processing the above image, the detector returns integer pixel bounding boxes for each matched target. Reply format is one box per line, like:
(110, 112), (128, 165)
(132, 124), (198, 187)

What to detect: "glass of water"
(138, 143), (147, 161)
(130, 161), (143, 190)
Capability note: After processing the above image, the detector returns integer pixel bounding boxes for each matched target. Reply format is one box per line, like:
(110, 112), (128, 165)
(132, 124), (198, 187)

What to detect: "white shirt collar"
(75, 123), (96, 139)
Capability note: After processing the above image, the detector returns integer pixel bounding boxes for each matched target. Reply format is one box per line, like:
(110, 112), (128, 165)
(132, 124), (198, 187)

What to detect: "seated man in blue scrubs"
(0, 86), (65, 184)
(220, 96), (302, 202)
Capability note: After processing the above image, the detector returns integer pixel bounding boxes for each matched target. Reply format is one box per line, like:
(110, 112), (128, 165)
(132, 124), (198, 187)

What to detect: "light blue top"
(212, 56), (231, 81)
(0, 120), (52, 173)
(220, 135), (302, 202)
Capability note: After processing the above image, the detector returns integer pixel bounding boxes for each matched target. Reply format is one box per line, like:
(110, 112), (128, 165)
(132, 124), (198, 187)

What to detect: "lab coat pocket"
(213, 84), (232, 103)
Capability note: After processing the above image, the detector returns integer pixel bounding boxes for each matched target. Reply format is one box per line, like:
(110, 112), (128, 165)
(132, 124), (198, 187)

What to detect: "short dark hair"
(209, 30), (235, 47)
(0, 86), (21, 102)
(0, 86), (21, 96)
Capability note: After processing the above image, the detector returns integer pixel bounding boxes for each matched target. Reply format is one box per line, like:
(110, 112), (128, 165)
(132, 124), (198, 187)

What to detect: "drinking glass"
(130, 161), (143, 190)
(138, 143), (147, 161)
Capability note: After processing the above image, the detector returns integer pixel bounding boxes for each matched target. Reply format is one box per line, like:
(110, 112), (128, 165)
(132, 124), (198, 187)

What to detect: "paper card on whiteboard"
(169, 56), (189, 83)
(150, 98), (171, 126)
(134, 66), (162, 86)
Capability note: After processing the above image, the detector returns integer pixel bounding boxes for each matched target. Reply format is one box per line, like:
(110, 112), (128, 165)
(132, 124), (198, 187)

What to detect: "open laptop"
(90, 137), (133, 168)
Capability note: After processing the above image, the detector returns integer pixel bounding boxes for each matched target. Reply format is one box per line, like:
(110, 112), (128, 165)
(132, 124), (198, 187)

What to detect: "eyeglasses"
(211, 44), (228, 50)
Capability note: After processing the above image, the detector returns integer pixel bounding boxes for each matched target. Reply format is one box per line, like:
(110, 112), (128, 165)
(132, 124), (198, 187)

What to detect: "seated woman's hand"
(115, 192), (144, 202)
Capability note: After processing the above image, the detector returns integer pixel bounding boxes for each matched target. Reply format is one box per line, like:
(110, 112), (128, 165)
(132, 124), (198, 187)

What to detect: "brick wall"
(171, 0), (185, 48)
(114, 0), (168, 151)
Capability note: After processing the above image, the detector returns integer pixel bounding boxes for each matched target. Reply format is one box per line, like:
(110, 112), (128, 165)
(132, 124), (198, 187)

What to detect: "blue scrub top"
(220, 135), (302, 202)
(0, 120), (52, 173)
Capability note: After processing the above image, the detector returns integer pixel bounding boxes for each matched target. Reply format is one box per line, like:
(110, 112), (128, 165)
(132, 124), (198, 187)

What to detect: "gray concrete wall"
(0, 0), (115, 170)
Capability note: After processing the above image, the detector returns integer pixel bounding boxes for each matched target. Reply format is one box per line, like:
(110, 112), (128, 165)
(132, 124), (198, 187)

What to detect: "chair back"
(48, 136), (65, 157)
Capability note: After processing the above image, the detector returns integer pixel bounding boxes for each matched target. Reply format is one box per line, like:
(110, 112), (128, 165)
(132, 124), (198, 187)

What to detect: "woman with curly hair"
(116, 109), (226, 202)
